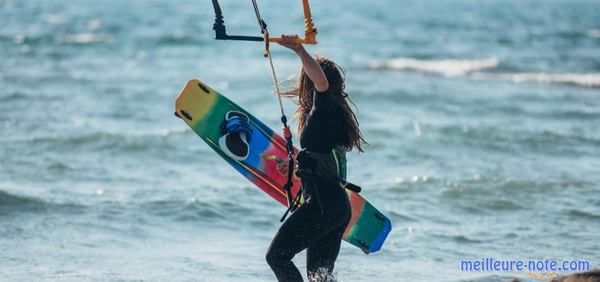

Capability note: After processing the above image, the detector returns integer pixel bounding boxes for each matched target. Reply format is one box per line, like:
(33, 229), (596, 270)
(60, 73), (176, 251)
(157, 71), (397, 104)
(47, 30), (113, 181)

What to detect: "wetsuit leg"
(266, 200), (323, 282)
(306, 222), (348, 281)
(266, 180), (351, 282)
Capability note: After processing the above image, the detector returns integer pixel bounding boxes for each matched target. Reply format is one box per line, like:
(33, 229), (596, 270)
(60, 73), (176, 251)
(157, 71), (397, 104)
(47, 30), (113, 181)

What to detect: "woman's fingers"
(282, 34), (299, 44)
(277, 34), (302, 51)
(289, 34), (300, 44)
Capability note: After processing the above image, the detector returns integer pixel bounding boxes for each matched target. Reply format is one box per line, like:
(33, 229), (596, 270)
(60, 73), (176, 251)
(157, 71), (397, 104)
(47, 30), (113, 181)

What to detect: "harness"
(279, 146), (361, 221)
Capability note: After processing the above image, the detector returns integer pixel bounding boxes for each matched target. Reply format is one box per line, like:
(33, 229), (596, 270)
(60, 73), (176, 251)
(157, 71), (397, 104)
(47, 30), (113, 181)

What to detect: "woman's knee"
(266, 248), (287, 267)
(265, 249), (277, 266)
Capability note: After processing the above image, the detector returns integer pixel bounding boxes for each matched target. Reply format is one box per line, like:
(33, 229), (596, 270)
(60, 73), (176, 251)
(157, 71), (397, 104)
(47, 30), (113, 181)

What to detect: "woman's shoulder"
(312, 88), (336, 112)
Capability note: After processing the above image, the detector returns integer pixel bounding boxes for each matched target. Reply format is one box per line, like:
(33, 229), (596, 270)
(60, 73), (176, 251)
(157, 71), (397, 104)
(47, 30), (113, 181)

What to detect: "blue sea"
(1, 0), (599, 281)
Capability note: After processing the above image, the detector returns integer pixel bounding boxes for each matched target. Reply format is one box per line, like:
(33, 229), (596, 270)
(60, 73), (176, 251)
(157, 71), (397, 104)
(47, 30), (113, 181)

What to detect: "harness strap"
(297, 149), (362, 193)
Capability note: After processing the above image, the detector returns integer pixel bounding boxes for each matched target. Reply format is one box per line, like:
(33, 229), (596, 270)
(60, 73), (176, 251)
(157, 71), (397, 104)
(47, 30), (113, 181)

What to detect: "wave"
(139, 198), (228, 222)
(587, 29), (600, 38)
(58, 33), (112, 44)
(136, 192), (275, 225)
(155, 32), (207, 46)
(0, 190), (46, 210)
(0, 189), (272, 226)
(471, 72), (600, 88)
(0, 91), (31, 101)
(3, 129), (189, 150)
(367, 56), (600, 88)
(391, 176), (596, 196)
(0, 190), (84, 215)
(1, 32), (111, 46)
(568, 209), (600, 220)
(368, 57), (500, 76)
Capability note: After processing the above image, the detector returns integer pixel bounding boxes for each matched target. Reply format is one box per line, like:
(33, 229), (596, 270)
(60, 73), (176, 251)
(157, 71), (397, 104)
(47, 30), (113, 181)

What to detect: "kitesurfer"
(265, 34), (367, 282)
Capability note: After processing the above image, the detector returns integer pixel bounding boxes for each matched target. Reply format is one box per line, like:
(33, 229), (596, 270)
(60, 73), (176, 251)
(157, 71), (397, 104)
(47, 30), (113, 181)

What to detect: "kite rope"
(251, 0), (296, 216)
(250, 0), (286, 117)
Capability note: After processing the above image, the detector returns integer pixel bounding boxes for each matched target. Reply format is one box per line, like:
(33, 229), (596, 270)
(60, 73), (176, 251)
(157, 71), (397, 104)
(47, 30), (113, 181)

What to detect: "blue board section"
(369, 219), (392, 253)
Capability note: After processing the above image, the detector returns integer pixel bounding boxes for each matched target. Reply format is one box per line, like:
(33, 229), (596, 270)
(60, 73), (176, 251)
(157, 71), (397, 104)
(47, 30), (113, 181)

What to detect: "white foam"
(369, 56), (600, 88)
(60, 33), (111, 44)
(587, 29), (600, 38)
(369, 57), (499, 77)
(471, 72), (600, 88)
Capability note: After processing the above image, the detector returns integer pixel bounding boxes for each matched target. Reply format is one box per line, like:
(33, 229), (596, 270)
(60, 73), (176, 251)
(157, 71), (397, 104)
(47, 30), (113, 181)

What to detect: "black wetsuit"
(266, 90), (352, 282)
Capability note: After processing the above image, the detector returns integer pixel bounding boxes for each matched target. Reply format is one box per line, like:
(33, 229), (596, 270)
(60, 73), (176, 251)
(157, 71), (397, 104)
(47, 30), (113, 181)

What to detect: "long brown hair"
(282, 56), (367, 152)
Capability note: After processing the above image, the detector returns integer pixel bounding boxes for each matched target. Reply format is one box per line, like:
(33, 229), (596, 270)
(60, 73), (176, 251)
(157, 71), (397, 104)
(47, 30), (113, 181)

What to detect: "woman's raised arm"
(277, 34), (329, 92)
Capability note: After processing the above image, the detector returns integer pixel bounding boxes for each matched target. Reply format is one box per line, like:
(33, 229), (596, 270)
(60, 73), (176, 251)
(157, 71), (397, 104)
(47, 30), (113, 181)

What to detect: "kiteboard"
(175, 79), (391, 253)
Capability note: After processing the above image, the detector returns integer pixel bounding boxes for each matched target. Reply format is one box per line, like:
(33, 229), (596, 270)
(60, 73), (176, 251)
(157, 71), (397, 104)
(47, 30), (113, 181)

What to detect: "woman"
(265, 34), (367, 282)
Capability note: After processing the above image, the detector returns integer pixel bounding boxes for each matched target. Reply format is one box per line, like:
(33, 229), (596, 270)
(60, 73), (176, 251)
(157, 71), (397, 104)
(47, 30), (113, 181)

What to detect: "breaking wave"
(368, 57), (600, 88)
(368, 57), (500, 77)
(471, 72), (600, 88)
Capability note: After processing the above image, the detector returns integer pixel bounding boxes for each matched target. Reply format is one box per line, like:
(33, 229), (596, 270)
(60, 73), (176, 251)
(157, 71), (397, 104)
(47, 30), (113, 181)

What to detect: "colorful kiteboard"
(175, 79), (391, 253)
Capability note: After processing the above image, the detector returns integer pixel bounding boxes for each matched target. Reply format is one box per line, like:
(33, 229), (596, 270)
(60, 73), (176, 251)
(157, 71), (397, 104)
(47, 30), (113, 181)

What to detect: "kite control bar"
(211, 0), (318, 45)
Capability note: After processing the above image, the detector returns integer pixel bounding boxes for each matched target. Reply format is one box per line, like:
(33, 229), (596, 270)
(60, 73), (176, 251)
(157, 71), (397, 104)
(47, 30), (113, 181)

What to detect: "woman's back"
(300, 89), (348, 152)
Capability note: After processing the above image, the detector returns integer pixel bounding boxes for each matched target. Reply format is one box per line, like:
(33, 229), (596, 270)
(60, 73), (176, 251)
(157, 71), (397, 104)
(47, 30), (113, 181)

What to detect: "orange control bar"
(269, 0), (318, 44)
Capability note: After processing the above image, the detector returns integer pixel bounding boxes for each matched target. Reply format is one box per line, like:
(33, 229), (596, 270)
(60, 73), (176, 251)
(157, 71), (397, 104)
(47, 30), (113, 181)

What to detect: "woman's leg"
(266, 201), (324, 282)
(306, 223), (347, 282)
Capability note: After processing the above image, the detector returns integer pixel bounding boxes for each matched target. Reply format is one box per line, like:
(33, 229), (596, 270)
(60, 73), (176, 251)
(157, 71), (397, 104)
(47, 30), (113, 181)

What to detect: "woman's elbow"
(314, 79), (329, 93)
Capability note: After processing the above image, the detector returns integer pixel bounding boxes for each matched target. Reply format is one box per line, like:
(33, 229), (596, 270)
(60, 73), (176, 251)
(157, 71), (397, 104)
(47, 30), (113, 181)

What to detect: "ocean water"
(1, 0), (599, 281)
